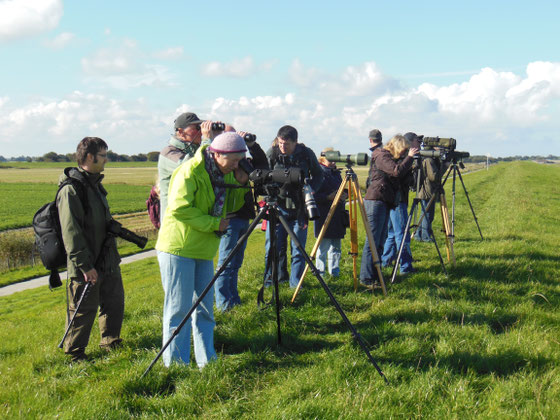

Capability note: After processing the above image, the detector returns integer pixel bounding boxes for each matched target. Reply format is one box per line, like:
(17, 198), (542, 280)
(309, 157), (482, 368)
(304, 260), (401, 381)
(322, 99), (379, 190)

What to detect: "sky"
(1, 0), (559, 158)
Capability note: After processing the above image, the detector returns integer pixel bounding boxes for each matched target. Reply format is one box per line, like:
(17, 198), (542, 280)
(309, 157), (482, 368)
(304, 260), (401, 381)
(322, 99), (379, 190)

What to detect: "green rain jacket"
(156, 145), (248, 260)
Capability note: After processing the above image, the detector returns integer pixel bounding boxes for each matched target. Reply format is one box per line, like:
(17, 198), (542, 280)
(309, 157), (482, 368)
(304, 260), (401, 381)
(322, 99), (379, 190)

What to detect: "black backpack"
(32, 168), (89, 289)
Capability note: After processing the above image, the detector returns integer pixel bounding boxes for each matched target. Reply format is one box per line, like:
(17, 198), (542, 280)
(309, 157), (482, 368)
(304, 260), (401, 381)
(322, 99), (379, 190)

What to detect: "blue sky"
(1, 0), (559, 158)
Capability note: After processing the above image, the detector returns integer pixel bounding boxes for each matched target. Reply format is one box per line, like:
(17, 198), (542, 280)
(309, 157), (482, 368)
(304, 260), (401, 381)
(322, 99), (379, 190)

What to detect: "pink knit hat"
(209, 132), (247, 154)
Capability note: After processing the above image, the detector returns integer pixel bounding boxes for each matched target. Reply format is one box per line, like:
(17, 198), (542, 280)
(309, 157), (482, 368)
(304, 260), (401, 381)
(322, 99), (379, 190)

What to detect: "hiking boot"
(99, 339), (123, 352)
(68, 350), (89, 363)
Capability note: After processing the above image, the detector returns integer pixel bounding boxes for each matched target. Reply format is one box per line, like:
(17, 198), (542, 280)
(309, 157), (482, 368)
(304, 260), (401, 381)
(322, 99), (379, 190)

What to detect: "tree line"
(0, 151), (558, 164)
(0, 151), (160, 163)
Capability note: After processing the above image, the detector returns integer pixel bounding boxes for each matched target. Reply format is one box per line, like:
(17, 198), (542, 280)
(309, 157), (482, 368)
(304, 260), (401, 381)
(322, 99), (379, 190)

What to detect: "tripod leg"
(390, 201), (415, 284)
(292, 178), (349, 303)
(419, 199), (448, 276)
(277, 213), (389, 384)
(268, 208), (283, 345)
(456, 168), (484, 240)
(141, 206), (268, 379)
(440, 192), (456, 266)
(348, 181), (359, 291)
(351, 181), (387, 295)
(413, 194), (435, 239)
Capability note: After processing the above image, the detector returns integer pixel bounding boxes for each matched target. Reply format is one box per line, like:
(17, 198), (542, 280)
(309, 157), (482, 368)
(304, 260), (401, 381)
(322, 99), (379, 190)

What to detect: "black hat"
(404, 132), (423, 143)
(368, 129), (382, 143)
(174, 112), (203, 130)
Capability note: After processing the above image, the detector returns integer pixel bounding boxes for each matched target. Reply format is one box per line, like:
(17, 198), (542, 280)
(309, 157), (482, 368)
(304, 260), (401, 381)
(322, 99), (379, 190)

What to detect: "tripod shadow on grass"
(392, 349), (553, 378)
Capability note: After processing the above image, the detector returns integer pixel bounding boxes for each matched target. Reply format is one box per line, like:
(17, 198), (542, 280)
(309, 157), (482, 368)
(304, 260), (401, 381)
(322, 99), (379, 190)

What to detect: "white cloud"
(290, 60), (402, 98)
(0, 0), (63, 41)
(81, 40), (177, 89)
(2, 61), (559, 158)
(153, 46), (184, 60)
(42, 31), (75, 49)
(0, 91), (170, 156)
(202, 56), (256, 78)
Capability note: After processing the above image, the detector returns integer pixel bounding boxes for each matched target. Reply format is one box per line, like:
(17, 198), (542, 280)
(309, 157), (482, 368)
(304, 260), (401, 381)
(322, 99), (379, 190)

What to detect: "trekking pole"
(58, 282), (91, 349)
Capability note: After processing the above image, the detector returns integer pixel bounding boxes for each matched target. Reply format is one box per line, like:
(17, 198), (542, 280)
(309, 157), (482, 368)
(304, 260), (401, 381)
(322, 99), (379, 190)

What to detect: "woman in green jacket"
(156, 132), (249, 368)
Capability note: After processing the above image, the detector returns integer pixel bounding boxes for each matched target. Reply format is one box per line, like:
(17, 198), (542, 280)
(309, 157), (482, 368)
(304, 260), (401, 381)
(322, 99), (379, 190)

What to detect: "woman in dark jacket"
(313, 149), (347, 277)
(381, 136), (415, 274)
(360, 132), (417, 288)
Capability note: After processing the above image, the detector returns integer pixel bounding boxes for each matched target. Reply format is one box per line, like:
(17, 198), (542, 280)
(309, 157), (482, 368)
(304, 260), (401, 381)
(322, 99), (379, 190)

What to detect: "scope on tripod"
(422, 137), (457, 150)
(249, 168), (304, 185)
(321, 151), (369, 166)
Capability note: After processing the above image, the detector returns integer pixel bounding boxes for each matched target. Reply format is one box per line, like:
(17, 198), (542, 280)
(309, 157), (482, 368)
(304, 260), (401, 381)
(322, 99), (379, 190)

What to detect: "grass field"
(1, 161), (559, 418)
(0, 163), (157, 230)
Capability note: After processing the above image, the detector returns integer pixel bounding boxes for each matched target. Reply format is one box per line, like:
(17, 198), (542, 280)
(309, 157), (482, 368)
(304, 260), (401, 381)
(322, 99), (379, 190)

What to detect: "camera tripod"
(390, 161), (448, 284)
(291, 165), (387, 303)
(141, 197), (388, 384)
(441, 157), (483, 241)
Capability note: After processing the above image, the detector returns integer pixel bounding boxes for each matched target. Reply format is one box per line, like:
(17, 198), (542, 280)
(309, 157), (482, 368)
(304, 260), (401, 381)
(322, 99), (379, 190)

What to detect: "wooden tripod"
(291, 166), (387, 303)
(414, 189), (456, 266)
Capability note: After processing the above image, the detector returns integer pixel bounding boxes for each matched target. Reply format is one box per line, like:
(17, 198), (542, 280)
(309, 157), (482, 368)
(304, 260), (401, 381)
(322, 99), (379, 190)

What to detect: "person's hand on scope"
(408, 147), (420, 157)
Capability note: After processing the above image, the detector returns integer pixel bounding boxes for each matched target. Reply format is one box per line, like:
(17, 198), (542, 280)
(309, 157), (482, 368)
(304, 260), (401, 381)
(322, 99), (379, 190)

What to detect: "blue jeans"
(316, 238), (341, 276)
(416, 199), (435, 241)
(382, 202), (414, 273)
(264, 210), (308, 288)
(158, 252), (217, 368)
(360, 200), (390, 282)
(214, 217), (249, 312)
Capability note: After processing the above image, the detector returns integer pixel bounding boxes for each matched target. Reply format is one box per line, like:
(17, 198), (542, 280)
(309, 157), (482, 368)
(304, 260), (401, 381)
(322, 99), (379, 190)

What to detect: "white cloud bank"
(0, 0), (63, 41)
(1, 61), (559, 157)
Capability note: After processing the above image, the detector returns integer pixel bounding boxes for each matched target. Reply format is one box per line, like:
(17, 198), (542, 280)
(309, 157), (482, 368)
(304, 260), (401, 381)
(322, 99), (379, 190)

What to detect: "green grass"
(1, 161), (559, 418)
(0, 183), (152, 230)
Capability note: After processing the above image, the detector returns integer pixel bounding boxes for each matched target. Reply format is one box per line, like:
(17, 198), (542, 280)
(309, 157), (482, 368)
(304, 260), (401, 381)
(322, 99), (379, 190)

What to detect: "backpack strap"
(56, 167), (89, 211)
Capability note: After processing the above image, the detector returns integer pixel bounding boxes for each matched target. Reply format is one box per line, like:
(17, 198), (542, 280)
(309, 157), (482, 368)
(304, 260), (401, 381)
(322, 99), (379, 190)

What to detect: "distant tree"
(65, 152), (76, 162)
(130, 154), (147, 162)
(43, 151), (60, 162)
(0, 156), (6, 162)
(107, 150), (119, 162)
(147, 151), (159, 162)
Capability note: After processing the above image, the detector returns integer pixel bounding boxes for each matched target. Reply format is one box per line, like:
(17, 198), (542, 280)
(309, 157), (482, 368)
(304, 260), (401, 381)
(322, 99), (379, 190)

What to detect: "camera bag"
(32, 168), (89, 289)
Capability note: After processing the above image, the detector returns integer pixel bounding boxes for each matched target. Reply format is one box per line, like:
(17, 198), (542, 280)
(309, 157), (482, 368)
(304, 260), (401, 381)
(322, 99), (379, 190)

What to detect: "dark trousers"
(64, 267), (124, 354)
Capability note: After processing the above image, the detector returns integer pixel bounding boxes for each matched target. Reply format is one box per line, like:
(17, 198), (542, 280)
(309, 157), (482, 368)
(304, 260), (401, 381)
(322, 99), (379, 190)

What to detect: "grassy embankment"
(0, 161), (559, 418)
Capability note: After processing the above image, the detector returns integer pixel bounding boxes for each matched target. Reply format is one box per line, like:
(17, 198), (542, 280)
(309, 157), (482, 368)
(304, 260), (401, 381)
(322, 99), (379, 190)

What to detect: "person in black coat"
(313, 149), (348, 277)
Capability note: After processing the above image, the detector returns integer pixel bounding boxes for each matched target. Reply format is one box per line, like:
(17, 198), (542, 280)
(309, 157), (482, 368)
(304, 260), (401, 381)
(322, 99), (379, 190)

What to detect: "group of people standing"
(57, 113), (443, 368)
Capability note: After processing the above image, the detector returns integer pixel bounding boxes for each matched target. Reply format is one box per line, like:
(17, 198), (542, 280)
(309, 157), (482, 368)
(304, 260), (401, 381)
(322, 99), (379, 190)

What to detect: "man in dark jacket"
(214, 125), (269, 312)
(359, 130), (418, 288)
(58, 137), (123, 361)
(415, 146), (445, 242)
(263, 125), (324, 288)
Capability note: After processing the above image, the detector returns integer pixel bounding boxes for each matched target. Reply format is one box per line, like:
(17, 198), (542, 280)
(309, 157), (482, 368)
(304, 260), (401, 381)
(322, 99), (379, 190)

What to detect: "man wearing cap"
(157, 112), (223, 223)
(156, 132), (249, 368)
(360, 129), (418, 288)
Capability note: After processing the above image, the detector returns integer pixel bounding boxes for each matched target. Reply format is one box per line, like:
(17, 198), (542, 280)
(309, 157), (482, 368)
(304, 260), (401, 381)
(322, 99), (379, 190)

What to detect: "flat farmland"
(0, 165), (157, 230)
